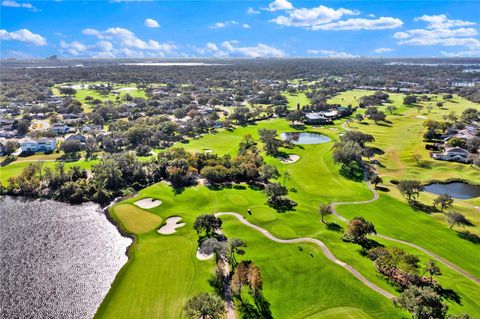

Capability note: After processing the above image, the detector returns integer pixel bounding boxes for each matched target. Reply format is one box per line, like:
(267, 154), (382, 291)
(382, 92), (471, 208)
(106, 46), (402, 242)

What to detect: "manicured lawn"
(283, 91), (311, 109)
(97, 117), (480, 318)
(112, 203), (163, 234)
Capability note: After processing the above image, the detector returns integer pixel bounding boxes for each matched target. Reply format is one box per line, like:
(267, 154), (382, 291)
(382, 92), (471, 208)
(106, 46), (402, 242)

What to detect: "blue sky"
(1, 0), (479, 58)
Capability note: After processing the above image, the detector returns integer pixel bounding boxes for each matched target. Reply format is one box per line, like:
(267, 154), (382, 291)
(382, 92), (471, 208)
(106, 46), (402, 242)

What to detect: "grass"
(283, 91), (311, 109)
(97, 117), (480, 318)
(112, 203), (163, 234)
(53, 82), (147, 113)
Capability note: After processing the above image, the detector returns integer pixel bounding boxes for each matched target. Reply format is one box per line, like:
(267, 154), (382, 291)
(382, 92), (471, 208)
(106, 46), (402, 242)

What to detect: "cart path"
(329, 181), (480, 285)
(215, 212), (395, 299)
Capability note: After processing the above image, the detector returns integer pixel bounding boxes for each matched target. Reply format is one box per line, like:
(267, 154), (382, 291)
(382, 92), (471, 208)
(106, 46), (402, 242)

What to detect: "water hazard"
(0, 196), (131, 319)
(424, 182), (480, 199)
(280, 132), (331, 145)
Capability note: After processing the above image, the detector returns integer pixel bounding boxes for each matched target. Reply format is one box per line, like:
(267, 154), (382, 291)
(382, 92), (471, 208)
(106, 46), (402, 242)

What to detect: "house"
(65, 134), (86, 144)
(81, 124), (102, 133)
(20, 138), (57, 153)
(304, 113), (331, 125)
(431, 147), (470, 163)
(51, 122), (70, 134)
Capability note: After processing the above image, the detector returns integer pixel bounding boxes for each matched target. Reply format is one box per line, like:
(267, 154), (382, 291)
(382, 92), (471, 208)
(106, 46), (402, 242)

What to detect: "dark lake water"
(0, 196), (131, 319)
(280, 132), (331, 145)
(424, 182), (480, 199)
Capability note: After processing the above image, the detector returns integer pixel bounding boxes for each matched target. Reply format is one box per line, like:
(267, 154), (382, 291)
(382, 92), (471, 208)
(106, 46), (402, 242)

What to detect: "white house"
(51, 123), (70, 134)
(432, 147), (470, 163)
(21, 138), (57, 153)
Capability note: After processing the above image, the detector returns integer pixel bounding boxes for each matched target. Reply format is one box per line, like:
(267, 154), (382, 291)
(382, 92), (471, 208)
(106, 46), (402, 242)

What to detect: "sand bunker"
(134, 198), (162, 209)
(158, 217), (185, 235)
(196, 249), (214, 261)
(416, 115), (427, 119)
(116, 87), (138, 92)
(204, 149), (213, 153)
(280, 155), (300, 164)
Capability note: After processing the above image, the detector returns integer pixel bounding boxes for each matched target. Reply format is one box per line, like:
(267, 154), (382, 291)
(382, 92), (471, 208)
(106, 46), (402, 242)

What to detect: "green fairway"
(96, 116), (479, 318)
(283, 91), (311, 109)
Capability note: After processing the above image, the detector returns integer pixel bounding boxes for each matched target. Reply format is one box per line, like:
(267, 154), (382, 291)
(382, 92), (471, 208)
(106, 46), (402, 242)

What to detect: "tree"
(343, 216), (376, 244)
(394, 286), (448, 319)
(332, 140), (363, 169)
(319, 204), (332, 224)
(184, 293), (224, 319)
(3, 141), (19, 155)
(445, 212), (470, 229)
(398, 180), (424, 200)
(229, 238), (246, 266)
(61, 139), (84, 155)
(404, 95), (417, 105)
(286, 110), (304, 125)
(371, 174), (383, 188)
(355, 113), (364, 122)
(264, 182), (288, 198)
(415, 104), (424, 113)
(386, 105), (398, 115)
(424, 259), (441, 284)
(426, 105), (433, 113)
(258, 128), (281, 156)
(340, 131), (375, 147)
(355, 113), (363, 123)
(412, 154), (422, 165)
(433, 194), (454, 211)
(194, 214), (222, 237)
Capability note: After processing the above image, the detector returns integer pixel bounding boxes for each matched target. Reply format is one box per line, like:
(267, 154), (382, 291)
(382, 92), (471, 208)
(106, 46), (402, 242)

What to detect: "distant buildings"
(20, 138), (57, 153)
(51, 122), (71, 134)
(431, 147), (470, 163)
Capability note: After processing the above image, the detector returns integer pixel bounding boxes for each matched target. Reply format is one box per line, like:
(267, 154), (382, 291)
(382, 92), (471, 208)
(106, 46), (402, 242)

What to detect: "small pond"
(424, 182), (480, 199)
(280, 132), (331, 145)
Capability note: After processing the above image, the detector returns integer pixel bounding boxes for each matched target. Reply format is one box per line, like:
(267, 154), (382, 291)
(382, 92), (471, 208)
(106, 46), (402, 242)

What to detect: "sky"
(1, 0), (479, 59)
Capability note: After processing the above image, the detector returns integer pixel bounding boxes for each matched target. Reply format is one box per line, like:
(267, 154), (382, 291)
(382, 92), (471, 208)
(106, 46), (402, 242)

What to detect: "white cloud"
(144, 18), (160, 28)
(60, 40), (87, 56)
(0, 28), (47, 46)
(440, 50), (480, 57)
(82, 27), (175, 53)
(246, 7), (259, 14)
(266, 0), (293, 12)
(374, 47), (394, 53)
(312, 17), (403, 31)
(415, 14), (476, 29)
(271, 5), (356, 28)
(242, 24), (251, 29)
(194, 41), (285, 58)
(307, 49), (359, 58)
(394, 27), (480, 48)
(395, 14), (479, 49)
(209, 20), (239, 29)
(1, 0), (35, 10)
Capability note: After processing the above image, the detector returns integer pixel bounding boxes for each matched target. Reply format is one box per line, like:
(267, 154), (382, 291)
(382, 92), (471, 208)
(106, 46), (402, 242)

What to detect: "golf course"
(93, 91), (480, 318)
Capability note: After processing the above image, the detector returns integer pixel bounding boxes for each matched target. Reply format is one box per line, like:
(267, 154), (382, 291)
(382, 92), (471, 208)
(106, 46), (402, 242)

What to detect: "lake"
(0, 196), (131, 319)
(424, 182), (480, 199)
(280, 132), (331, 145)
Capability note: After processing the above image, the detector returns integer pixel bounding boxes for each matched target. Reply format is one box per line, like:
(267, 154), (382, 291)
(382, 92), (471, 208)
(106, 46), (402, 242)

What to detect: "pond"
(280, 132), (331, 145)
(424, 182), (480, 199)
(0, 196), (131, 319)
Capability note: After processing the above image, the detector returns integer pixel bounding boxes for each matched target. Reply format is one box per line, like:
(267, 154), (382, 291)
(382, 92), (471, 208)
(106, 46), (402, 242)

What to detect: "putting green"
(113, 204), (163, 234)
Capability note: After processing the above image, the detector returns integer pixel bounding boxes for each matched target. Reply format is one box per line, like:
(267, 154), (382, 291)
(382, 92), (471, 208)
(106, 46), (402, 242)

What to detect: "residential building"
(20, 138), (57, 153)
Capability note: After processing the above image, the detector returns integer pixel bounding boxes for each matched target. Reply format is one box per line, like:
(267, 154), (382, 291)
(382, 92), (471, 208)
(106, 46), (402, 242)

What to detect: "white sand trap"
(204, 149), (213, 153)
(158, 216), (185, 235)
(134, 198), (162, 209)
(196, 249), (214, 260)
(116, 87), (138, 91)
(416, 115), (427, 119)
(280, 154), (300, 164)
(329, 127), (338, 130)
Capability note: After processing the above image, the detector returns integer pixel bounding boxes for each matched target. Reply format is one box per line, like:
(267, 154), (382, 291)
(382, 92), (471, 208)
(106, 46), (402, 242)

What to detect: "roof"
(305, 112), (326, 120)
